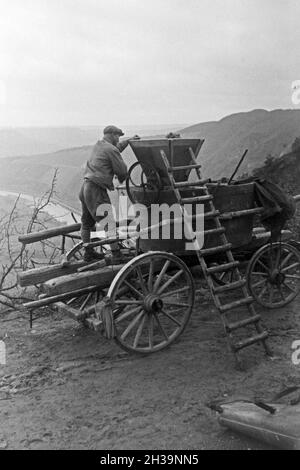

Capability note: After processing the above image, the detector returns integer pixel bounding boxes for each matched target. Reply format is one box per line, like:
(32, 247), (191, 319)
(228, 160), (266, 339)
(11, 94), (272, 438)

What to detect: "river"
(0, 190), (80, 225)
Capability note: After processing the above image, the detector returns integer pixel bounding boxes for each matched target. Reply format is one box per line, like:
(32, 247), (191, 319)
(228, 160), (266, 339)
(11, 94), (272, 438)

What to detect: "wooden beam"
(18, 223), (81, 245)
(23, 285), (101, 309)
(219, 207), (263, 220)
(18, 260), (87, 287)
(42, 265), (124, 296)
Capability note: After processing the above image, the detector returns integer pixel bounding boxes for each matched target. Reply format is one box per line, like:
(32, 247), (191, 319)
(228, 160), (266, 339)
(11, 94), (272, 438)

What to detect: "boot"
(83, 248), (105, 262)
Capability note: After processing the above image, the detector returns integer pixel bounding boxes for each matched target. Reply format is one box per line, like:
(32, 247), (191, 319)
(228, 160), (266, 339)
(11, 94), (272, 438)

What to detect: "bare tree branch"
(0, 169), (61, 313)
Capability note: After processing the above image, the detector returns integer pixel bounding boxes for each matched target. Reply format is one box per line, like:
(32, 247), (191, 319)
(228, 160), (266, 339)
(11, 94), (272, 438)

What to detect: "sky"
(0, 0), (299, 127)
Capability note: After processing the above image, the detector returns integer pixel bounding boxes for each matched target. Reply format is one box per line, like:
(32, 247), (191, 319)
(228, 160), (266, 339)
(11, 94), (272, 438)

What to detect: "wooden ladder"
(160, 143), (272, 361)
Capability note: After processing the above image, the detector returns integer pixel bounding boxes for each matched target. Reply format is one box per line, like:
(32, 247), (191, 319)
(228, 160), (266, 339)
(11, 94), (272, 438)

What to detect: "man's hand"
(117, 135), (140, 153)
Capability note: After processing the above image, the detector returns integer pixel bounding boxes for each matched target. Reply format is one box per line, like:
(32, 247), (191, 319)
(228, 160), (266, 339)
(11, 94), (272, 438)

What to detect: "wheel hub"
(269, 269), (285, 285)
(143, 294), (163, 313)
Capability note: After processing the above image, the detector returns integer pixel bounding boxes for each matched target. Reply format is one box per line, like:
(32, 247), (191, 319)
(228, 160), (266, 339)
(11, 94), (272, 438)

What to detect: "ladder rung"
(192, 227), (225, 236)
(226, 315), (261, 333)
(199, 243), (232, 256)
(169, 164), (202, 171)
(232, 331), (269, 352)
(219, 296), (254, 313)
(206, 261), (240, 274)
(186, 210), (220, 222)
(174, 180), (210, 189)
(213, 279), (246, 294)
(204, 210), (220, 219)
(181, 195), (213, 204)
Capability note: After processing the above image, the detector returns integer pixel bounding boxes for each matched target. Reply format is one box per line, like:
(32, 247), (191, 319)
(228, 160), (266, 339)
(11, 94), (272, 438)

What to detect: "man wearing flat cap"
(79, 125), (139, 262)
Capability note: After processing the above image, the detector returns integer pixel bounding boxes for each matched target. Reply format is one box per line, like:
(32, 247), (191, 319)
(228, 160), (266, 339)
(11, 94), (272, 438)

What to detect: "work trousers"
(79, 179), (111, 244)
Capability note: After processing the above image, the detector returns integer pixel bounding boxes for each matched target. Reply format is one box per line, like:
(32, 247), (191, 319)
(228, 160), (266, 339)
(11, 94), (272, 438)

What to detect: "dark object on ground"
(209, 387), (300, 450)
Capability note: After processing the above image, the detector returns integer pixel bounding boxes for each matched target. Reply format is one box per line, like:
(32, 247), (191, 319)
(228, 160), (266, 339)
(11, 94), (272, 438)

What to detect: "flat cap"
(103, 125), (124, 136)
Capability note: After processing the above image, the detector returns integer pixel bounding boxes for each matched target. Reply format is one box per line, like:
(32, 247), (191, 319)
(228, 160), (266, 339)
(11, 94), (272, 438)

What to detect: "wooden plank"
(42, 265), (124, 296)
(23, 285), (100, 309)
(18, 260), (89, 287)
(219, 207), (263, 220)
(18, 223), (81, 245)
(53, 301), (88, 322)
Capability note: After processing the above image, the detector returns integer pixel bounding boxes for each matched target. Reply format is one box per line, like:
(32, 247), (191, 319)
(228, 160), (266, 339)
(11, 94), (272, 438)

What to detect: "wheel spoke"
(80, 292), (93, 310)
(251, 272), (268, 277)
(274, 248), (281, 270)
(114, 299), (143, 305)
(153, 260), (171, 293)
(252, 279), (267, 289)
(157, 270), (184, 295)
(135, 265), (148, 295)
(161, 309), (181, 327)
(257, 259), (270, 273)
(280, 252), (293, 269)
(161, 286), (190, 298)
(278, 285), (286, 301)
(268, 285), (274, 304)
(258, 284), (269, 299)
(115, 306), (142, 324)
(121, 310), (145, 340)
(123, 279), (144, 298)
(133, 313), (147, 348)
(147, 259), (154, 291)
(285, 274), (300, 279)
(281, 262), (300, 273)
(218, 272), (227, 282)
(154, 314), (168, 342)
(283, 282), (296, 293)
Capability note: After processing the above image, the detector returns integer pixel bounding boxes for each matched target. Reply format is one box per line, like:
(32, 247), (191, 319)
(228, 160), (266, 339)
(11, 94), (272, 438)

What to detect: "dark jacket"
(83, 139), (128, 190)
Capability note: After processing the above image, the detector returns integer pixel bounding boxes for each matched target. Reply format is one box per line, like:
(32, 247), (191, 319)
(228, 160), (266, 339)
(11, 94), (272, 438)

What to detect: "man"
(79, 125), (139, 262)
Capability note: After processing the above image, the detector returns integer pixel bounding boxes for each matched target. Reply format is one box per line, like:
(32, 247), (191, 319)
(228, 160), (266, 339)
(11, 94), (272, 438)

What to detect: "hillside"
(0, 144), (138, 212)
(180, 109), (300, 178)
(0, 109), (299, 211)
(0, 124), (184, 159)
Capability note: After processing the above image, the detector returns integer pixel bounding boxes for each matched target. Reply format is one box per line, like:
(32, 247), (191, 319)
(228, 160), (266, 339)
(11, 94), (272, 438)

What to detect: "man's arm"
(109, 147), (128, 183)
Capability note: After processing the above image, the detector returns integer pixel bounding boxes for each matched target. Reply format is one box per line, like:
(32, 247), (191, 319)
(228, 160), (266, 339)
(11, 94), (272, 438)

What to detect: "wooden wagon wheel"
(62, 233), (138, 316)
(65, 235), (136, 262)
(107, 252), (195, 354)
(126, 161), (162, 207)
(65, 237), (108, 262)
(64, 286), (105, 315)
(246, 242), (300, 309)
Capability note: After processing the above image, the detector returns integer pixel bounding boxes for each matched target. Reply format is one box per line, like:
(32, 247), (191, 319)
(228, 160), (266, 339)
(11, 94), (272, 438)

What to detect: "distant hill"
(0, 124), (185, 158)
(0, 109), (299, 212)
(180, 109), (300, 178)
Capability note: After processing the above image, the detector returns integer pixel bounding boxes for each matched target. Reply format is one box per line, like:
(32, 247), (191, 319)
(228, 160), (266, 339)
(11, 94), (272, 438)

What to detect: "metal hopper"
(129, 138), (204, 184)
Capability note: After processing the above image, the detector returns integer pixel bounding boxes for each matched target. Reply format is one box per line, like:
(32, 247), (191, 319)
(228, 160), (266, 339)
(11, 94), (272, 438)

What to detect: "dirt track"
(0, 286), (299, 450)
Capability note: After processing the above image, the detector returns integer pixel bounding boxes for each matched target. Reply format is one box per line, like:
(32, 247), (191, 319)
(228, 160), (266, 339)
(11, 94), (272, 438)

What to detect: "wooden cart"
(17, 138), (300, 360)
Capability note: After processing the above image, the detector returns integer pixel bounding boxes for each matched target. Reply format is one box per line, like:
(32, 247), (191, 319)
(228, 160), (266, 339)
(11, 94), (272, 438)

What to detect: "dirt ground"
(0, 283), (299, 451)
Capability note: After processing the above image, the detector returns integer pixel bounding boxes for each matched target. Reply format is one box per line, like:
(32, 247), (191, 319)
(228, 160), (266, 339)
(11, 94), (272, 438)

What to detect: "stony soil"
(0, 284), (299, 450)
